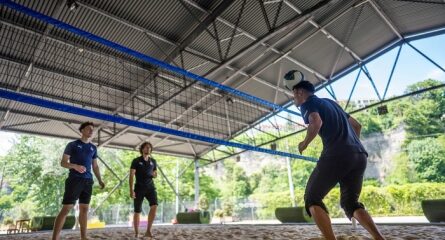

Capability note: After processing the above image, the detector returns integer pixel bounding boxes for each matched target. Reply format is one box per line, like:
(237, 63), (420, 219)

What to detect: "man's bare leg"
(145, 205), (157, 238)
(309, 205), (336, 240)
(133, 213), (140, 237)
(79, 204), (89, 240)
(52, 204), (74, 240)
(353, 208), (385, 240)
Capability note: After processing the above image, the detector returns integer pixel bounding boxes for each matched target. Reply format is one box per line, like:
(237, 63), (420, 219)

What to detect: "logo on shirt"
(90, 147), (94, 152)
(139, 162), (143, 166)
(77, 145), (82, 149)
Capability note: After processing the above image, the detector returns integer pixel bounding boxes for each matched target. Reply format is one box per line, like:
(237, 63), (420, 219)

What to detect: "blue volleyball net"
(0, 0), (316, 161)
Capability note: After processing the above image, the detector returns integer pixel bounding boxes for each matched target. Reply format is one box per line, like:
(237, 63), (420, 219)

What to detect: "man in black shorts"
(130, 142), (158, 238)
(52, 122), (105, 240)
(292, 80), (385, 240)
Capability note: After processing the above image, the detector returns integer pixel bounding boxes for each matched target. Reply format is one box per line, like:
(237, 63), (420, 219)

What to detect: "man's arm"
(299, 112), (323, 154)
(92, 159), (105, 189)
(348, 116), (362, 138)
(129, 169), (136, 198)
(61, 154), (86, 173)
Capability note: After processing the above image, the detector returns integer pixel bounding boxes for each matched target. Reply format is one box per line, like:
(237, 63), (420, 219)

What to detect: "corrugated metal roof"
(1, 0), (445, 157)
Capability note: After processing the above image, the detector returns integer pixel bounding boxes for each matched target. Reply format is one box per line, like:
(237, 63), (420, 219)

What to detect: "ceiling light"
(67, 0), (79, 11)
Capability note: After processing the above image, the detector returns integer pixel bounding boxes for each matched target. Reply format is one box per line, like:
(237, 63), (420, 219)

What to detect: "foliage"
(220, 160), (252, 199)
(252, 183), (445, 219)
(2, 217), (13, 225)
(385, 153), (418, 185)
(213, 209), (224, 218)
(222, 201), (234, 217)
(406, 138), (445, 182)
(198, 195), (209, 211)
(0, 135), (219, 219)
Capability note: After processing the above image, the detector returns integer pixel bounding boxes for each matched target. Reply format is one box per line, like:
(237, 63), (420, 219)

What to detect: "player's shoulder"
(66, 140), (79, 147)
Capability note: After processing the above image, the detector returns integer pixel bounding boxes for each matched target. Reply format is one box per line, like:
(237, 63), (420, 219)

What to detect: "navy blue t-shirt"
(131, 156), (157, 188)
(300, 95), (367, 157)
(63, 139), (97, 179)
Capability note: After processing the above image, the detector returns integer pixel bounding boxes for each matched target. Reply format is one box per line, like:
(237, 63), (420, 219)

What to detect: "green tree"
(385, 153), (418, 185)
(220, 160), (251, 199)
(407, 138), (445, 182)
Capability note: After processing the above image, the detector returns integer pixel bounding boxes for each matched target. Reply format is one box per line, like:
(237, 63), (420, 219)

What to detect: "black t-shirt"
(300, 95), (367, 157)
(130, 156), (157, 187)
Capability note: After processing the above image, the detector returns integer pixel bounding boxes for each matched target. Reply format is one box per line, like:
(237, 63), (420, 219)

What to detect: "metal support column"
(286, 140), (296, 207)
(175, 159), (180, 214)
(383, 44), (403, 100)
(194, 158), (200, 208)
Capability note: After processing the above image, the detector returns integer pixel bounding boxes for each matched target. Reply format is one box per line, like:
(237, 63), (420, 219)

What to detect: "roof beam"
(0, 0), (65, 129)
(283, 0), (364, 62)
(97, 0), (236, 148)
(135, 1), (335, 149)
(182, 0), (335, 80)
(78, 0), (295, 100)
(368, 0), (403, 39)
(166, 0), (235, 62)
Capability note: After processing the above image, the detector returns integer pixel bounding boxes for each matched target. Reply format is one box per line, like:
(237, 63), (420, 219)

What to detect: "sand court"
(1, 224), (444, 240)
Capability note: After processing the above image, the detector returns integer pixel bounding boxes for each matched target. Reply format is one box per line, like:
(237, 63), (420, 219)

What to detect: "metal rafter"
(283, 0), (364, 61)
(98, 0), (236, 148)
(144, 0), (336, 150)
(77, 0), (296, 106)
(194, 1), (372, 158)
(0, 0), (65, 129)
(369, 0), (403, 39)
(182, 0), (348, 80)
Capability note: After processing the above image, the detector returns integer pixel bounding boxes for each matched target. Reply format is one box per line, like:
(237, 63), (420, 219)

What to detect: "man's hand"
(98, 180), (105, 189)
(298, 141), (308, 154)
(130, 190), (136, 199)
(73, 164), (86, 173)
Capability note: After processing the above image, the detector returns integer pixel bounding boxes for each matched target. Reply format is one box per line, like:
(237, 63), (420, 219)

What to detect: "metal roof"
(1, 0), (445, 158)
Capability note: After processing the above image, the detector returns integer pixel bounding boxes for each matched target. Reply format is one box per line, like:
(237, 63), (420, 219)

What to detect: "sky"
(1, 33), (444, 156)
(284, 32), (445, 115)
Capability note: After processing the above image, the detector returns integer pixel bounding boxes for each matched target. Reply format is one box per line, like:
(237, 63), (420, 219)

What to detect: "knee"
(79, 205), (89, 213)
(341, 201), (365, 220)
(304, 194), (328, 217)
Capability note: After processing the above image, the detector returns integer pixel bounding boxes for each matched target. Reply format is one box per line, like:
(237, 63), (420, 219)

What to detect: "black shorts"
(304, 152), (367, 219)
(62, 176), (94, 205)
(134, 185), (158, 213)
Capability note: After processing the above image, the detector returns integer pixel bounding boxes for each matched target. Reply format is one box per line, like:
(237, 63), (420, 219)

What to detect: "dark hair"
(292, 80), (315, 93)
(79, 121), (94, 131)
(139, 142), (153, 154)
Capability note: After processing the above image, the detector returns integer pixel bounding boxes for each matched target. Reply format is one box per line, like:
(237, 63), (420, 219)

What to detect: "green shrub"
(251, 183), (445, 219)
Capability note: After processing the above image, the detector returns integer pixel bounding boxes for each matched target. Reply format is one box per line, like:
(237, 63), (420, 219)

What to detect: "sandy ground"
(0, 224), (444, 240)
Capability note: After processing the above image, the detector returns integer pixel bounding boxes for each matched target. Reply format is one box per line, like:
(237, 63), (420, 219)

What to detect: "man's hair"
(79, 121), (94, 131)
(292, 80), (315, 93)
(139, 142), (153, 154)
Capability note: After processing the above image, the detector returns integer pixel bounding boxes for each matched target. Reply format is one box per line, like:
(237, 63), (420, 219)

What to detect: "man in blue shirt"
(52, 122), (105, 240)
(293, 80), (385, 240)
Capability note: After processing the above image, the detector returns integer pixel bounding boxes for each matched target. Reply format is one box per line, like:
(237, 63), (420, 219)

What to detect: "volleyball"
(283, 70), (305, 91)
